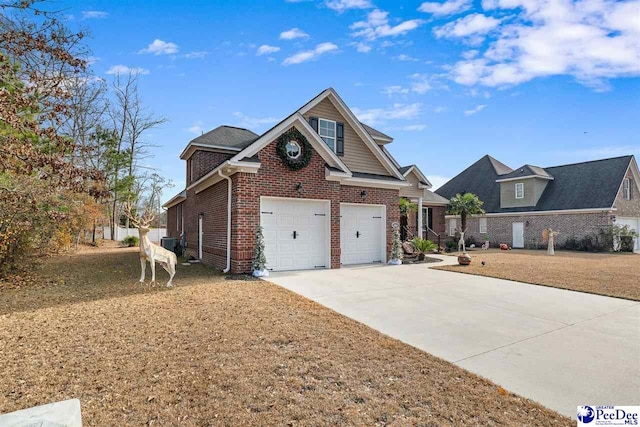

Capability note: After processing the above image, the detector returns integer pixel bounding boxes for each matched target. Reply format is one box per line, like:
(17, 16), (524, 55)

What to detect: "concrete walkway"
(267, 256), (640, 418)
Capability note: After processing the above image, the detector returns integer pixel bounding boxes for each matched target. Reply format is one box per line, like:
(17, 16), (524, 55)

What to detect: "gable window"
(515, 182), (525, 199)
(623, 178), (632, 200)
(479, 217), (487, 234)
(318, 118), (336, 151)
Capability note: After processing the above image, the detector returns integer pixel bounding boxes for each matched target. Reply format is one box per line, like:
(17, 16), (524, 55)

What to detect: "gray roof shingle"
(360, 122), (393, 141)
(436, 155), (633, 213)
(498, 164), (553, 180)
(189, 125), (259, 150)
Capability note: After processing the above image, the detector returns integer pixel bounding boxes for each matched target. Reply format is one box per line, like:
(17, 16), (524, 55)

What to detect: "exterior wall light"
(360, 190), (367, 198)
(296, 183), (303, 193)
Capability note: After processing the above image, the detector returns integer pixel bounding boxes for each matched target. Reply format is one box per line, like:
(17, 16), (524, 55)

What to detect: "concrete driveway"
(268, 257), (640, 418)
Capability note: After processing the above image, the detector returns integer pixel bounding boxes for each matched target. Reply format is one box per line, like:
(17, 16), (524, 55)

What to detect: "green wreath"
(275, 128), (313, 170)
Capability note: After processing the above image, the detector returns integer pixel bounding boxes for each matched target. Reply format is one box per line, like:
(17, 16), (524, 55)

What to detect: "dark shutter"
(336, 122), (344, 156)
(309, 117), (318, 132)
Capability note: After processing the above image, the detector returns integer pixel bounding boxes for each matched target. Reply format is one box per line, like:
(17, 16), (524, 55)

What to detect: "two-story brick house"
(436, 154), (640, 251)
(163, 88), (447, 273)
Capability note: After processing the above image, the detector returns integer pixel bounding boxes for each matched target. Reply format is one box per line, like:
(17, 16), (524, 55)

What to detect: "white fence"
(102, 226), (167, 243)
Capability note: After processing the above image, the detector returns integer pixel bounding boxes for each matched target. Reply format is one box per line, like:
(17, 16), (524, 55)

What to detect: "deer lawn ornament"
(542, 228), (560, 256)
(124, 204), (177, 287)
(457, 228), (466, 252)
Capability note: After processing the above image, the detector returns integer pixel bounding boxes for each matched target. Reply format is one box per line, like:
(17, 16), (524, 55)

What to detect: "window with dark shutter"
(309, 117), (318, 132)
(336, 122), (344, 156)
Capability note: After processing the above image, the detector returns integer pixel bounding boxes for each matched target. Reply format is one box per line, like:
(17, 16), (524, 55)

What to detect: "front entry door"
(512, 222), (524, 248)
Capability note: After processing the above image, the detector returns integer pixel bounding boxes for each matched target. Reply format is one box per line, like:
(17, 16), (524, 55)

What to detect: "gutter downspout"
(218, 168), (232, 273)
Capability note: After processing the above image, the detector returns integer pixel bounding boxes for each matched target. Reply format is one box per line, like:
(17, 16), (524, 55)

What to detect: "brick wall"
(189, 151), (233, 184)
(448, 212), (613, 248)
(167, 205), (178, 238)
(614, 167), (640, 218)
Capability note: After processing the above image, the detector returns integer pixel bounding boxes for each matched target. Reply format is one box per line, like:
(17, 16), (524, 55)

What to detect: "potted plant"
(410, 237), (437, 261)
(389, 224), (403, 265)
(252, 226), (269, 277)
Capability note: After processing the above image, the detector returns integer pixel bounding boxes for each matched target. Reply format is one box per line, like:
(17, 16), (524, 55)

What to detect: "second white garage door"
(340, 203), (386, 265)
(261, 197), (330, 271)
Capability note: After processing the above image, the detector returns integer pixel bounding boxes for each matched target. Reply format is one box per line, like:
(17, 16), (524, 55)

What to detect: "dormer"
(496, 165), (554, 208)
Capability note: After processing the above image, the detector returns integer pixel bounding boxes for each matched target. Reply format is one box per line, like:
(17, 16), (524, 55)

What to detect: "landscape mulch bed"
(434, 249), (640, 301)
(0, 247), (571, 426)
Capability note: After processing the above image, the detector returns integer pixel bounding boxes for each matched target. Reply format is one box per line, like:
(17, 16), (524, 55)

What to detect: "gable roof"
(437, 154), (634, 213)
(497, 164), (554, 182)
(400, 164), (432, 188)
(180, 126), (259, 159)
(298, 88), (404, 180)
(436, 155), (511, 213)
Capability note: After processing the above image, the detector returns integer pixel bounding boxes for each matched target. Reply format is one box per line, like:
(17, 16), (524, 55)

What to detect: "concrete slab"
(0, 399), (82, 427)
(268, 259), (640, 418)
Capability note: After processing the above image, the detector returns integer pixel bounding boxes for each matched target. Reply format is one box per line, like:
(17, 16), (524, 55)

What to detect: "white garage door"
(340, 204), (386, 265)
(260, 197), (330, 271)
(617, 217), (640, 251)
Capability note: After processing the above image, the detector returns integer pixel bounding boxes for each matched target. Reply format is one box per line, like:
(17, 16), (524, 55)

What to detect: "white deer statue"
(125, 203), (177, 287)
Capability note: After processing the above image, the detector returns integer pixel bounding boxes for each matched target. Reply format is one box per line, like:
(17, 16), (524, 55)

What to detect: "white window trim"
(449, 218), (457, 236)
(479, 217), (487, 234)
(623, 177), (631, 200)
(515, 182), (524, 199)
(318, 118), (337, 152)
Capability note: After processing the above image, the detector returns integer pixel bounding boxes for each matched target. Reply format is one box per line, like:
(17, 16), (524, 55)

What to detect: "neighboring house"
(436, 155), (640, 251)
(163, 88), (446, 273)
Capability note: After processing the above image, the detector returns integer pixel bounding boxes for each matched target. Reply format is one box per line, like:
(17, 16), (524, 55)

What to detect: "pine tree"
(252, 226), (267, 272)
(391, 226), (403, 261)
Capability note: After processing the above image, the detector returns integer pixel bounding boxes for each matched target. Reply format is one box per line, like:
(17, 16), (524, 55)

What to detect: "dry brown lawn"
(434, 249), (640, 301)
(0, 247), (571, 426)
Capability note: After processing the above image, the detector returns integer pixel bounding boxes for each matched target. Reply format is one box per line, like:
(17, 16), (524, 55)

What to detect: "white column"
(417, 197), (423, 239)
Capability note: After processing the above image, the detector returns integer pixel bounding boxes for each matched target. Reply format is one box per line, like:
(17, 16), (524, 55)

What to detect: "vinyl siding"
(303, 98), (390, 176)
(500, 178), (549, 208)
(400, 170), (425, 198)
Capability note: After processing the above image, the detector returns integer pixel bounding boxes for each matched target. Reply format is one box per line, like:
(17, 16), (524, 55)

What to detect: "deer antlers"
(123, 201), (155, 228)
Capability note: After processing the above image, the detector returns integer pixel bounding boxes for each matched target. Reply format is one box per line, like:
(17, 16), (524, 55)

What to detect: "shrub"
(122, 236), (139, 247)
(465, 235), (477, 247)
(563, 236), (579, 251)
(411, 237), (437, 260)
(445, 240), (457, 252)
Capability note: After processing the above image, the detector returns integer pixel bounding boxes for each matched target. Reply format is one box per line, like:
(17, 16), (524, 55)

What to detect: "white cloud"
(138, 39), (179, 55)
(464, 104), (487, 115)
(434, 106), (448, 113)
(426, 175), (451, 190)
(400, 124), (427, 131)
(105, 65), (150, 75)
(184, 51), (208, 59)
(280, 28), (309, 40)
(382, 85), (409, 96)
(187, 121), (205, 135)
(410, 73), (432, 94)
(352, 42), (372, 53)
(232, 112), (279, 130)
(352, 103), (422, 125)
(448, 0), (640, 90)
(418, 0), (471, 16)
(325, 0), (373, 12)
(81, 10), (108, 19)
(395, 54), (418, 61)
(351, 9), (425, 41)
(461, 49), (479, 59)
(257, 45), (281, 56)
(434, 13), (502, 40)
(283, 42), (338, 65)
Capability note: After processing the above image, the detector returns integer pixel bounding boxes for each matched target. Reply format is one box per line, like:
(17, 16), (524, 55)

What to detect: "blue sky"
(63, 0), (640, 201)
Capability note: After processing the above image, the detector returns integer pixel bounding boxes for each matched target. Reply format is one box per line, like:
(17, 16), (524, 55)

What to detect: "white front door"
(512, 222), (524, 248)
(260, 197), (330, 271)
(340, 204), (386, 265)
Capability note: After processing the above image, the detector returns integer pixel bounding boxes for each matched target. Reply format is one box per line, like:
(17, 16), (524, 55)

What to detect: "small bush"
(563, 236), (579, 251)
(122, 236), (139, 247)
(465, 235), (477, 247)
(445, 240), (457, 252)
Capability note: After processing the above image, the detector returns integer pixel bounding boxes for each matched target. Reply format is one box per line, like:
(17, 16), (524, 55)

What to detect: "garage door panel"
(341, 204), (386, 265)
(261, 198), (330, 271)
